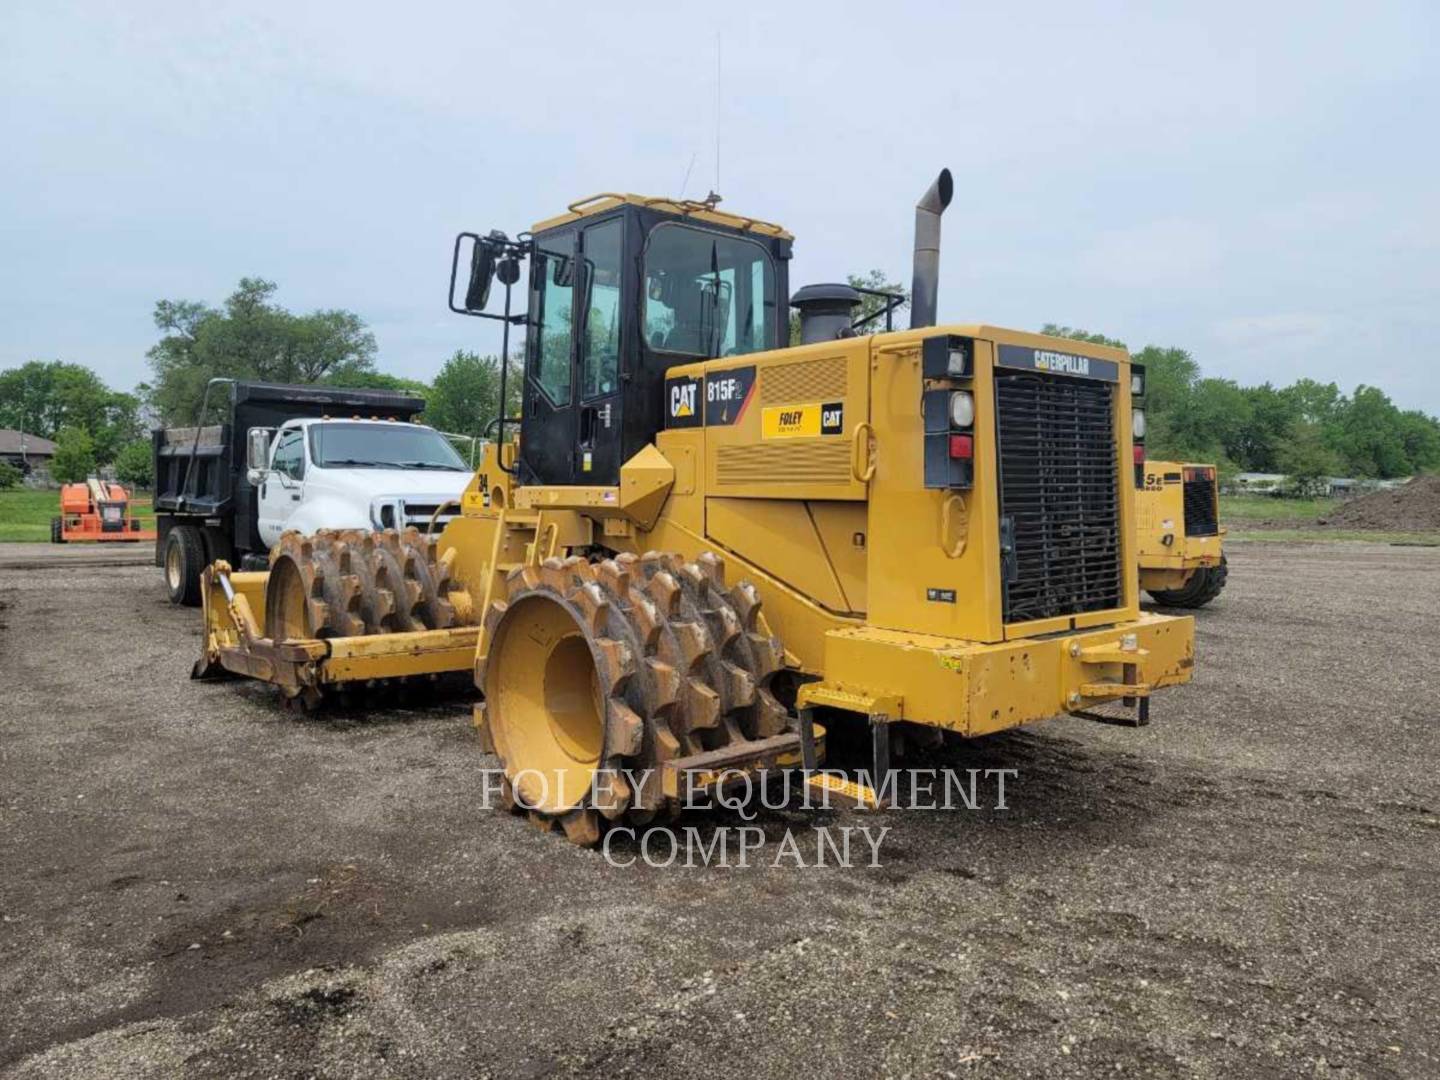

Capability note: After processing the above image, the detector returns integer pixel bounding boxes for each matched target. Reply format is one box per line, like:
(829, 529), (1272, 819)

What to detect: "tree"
(0, 462), (21, 489)
(113, 440), (154, 489)
(145, 278), (378, 424)
(848, 270), (908, 332)
(1277, 421), (1341, 496)
(50, 426), (96, 483)
(423, 351), (522, 443)
(1039, 324), (1127, 349)
(790, 270), (908, 345)
(321, 370), (431, 397)
(0, 361), (141, 464)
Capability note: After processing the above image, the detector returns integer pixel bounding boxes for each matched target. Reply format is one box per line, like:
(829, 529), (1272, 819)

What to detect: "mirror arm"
(493, 274), (520, 475)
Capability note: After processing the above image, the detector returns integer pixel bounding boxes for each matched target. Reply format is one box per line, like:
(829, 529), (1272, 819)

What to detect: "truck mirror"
(246, 427), (274, 472)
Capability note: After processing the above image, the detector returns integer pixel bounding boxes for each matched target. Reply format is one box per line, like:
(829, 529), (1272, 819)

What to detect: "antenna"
(679, 152), (696, 200)
(714, 31), (722, 195)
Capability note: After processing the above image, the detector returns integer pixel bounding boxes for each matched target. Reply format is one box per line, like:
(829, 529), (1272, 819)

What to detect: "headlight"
(1132, 409), (1147, 439)
(947, 345), (970, 376)
(950, 390), (975, 428)
(1131, 371), (1144, 395)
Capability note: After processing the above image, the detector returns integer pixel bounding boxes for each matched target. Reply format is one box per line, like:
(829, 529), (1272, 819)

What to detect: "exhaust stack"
(909, 168), (954, 330)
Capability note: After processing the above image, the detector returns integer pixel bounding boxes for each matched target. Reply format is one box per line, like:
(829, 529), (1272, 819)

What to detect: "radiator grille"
(995, 372), (1122, 623)
(1182, 476), (1219, 536)
(716, 442), (851, 486)
(759, 356), (847, 405)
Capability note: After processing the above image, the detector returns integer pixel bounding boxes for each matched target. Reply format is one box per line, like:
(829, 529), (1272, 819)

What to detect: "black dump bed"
(153, 380), (426, 554)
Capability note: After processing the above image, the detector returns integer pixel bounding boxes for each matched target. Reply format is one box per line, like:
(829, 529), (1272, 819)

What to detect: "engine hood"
(315, 467), (471, 500)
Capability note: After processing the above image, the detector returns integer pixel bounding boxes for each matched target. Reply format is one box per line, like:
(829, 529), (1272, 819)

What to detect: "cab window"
(643, 223), (776, 358)
(531, 237), (575, 405)
(580, 218), (623, 399)
(271, 430), (305, 480)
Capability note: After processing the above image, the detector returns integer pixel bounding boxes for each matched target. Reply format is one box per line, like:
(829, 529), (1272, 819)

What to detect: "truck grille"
(995, 372), (1123, 623)
(1182, 474), (1219, 536)
(376, 501), (460, 532)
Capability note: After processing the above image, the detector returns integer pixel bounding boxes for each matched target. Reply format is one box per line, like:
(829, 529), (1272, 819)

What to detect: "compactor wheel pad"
(264, 528), (471, 707)
(477, 551), (790, 845)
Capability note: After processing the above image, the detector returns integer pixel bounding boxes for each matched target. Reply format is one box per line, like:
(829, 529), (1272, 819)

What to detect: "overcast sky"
(2, 1), (1437, 414)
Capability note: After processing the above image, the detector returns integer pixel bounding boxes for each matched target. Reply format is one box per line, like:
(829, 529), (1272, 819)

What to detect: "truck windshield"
(308, 424), (469, 471)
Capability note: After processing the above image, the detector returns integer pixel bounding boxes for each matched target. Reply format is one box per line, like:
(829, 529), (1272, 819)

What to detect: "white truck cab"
(247, 417), (472, 547)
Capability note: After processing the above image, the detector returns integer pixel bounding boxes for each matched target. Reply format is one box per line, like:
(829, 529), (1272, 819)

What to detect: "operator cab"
(452, 195), (792, 487)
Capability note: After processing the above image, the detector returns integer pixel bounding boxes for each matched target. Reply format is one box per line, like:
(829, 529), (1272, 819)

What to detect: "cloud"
(1212, 312), (1344, 353)
(1078, 220), (1224, 289)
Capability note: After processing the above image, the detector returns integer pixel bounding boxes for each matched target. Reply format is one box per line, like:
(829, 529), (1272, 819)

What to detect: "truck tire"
(1147, 553), (1228, 609)
(164, 526), (205, 607)
(50, 516), (64, 544)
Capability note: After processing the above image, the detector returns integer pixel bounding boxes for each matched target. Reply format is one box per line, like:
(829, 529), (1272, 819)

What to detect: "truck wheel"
(1184, 554), (1228, 608)
(164, 526), (205, 607)
(1147, 554), (1228, 609)
(50, 516), (64, 544)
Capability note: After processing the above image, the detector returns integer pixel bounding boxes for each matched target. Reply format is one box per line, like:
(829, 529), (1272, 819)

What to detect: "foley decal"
(761, 400), (845, 439)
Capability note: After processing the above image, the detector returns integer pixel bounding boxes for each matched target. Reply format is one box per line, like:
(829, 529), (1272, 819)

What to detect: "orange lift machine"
(51, 479), (157, 544)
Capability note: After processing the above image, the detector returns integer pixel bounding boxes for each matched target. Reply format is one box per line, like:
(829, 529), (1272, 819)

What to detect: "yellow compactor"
(1136, 461), (1228, 607)
(196, 172), (1196, 842)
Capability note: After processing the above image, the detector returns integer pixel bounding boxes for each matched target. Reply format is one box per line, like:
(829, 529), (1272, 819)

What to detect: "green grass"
(0, 488), (155, 542)
(1218, 493), (1337, 522)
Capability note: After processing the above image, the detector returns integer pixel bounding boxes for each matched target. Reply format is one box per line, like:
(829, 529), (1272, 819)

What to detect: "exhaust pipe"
(909, 168), (954, 330)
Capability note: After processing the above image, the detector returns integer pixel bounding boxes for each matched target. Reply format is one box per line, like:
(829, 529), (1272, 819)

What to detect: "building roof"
(0, 428), (57, 456)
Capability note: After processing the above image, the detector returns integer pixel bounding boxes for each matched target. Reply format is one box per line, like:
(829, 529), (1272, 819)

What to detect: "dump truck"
(194, 171), (1196, 843)
(51, 479), (156, 544)
(1136, 460), (1227, 607)
(153, 380), (471, 606)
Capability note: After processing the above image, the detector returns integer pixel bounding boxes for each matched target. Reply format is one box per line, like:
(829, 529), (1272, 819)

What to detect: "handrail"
(178, 377), (236, 510)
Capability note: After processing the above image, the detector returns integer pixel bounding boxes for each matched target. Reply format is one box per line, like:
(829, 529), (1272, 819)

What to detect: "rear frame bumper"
(798, 612), (1194, 736)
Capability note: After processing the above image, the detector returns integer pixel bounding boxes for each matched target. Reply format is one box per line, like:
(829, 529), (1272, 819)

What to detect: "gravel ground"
(1, 540), (1437, 1078)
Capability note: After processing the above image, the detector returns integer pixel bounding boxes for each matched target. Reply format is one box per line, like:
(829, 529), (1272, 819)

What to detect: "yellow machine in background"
(1136, 461), (1228, 607)
(196, 171), (1196, 843)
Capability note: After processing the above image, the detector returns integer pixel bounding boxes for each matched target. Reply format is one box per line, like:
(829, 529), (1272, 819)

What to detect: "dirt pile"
(1320, 474), (1440, 530)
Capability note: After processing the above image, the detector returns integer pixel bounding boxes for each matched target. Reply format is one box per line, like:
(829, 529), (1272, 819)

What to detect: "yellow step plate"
(805, 773), (879, 810)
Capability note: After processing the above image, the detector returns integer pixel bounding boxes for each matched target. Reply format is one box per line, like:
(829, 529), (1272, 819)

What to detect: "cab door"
(519, 215), (629, 487)
(574, 216), (625, 484)
(257, 428), (306, 546)
(520, 230), (579, 486)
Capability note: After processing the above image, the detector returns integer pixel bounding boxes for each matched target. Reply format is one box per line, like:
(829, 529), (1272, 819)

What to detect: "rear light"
(921, 336), (975, 491)
(1133, 445), (1145, 465)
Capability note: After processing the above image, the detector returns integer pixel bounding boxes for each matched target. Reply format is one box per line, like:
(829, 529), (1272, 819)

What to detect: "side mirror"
(551, 254), (575, 288)
(465, 238), (497, 311)
(246, 427), (274, 475)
